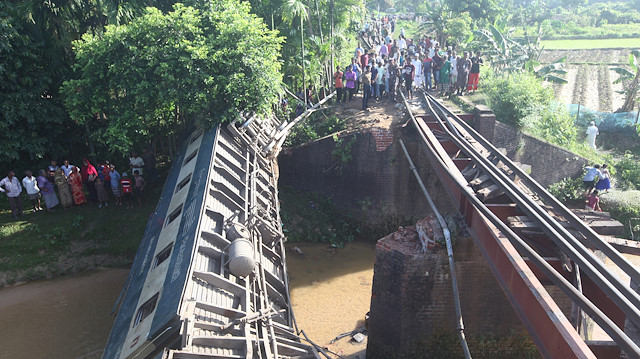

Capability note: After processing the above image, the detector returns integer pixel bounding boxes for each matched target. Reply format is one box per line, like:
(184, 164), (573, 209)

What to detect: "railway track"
(399, 89), (640, 359)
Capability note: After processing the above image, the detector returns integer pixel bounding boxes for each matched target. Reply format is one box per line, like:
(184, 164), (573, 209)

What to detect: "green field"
(541, 38), (640, 49)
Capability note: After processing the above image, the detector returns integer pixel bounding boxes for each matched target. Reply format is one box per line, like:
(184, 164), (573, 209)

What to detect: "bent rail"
(399, 90), (640, 359)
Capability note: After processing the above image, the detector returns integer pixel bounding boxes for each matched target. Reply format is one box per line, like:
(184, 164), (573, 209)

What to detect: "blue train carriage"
(103, 115), (320, 359)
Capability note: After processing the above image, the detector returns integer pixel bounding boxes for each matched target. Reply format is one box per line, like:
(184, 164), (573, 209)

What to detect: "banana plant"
(525, 56), (568, 84)
(612, 50), (640, 113)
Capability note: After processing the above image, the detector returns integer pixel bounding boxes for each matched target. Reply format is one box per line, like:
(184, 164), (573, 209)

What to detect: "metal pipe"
(422, 94), (640, 327)
(398, 138), (473, 359)
(405, 93), (640, 358)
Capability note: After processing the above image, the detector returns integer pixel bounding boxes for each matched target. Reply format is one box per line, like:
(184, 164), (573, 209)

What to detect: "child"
(121, 172), (134, 209)
(109, 164), (122, 206)
(585, 190), (601, 212)
(133, 170), (146, 208)
(95, 177), (108, 208)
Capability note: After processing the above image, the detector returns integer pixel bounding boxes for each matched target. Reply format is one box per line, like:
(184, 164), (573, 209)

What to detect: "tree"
(612, 50), (640, 113)
(0, 2), (84, 169)
(420, 0), (472, 47)
(447, 0), (503, 25)
(62, 3), (284, 154)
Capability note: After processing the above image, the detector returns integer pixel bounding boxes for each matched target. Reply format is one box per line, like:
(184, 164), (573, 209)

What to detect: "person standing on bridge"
(586, 121), (599, 150)
(468, 51), (483, 92)
(402, 55), (416, 100)
(361, 65), (372, 110)
(344, 65), (356, 102)
(388, 58), (399, 102)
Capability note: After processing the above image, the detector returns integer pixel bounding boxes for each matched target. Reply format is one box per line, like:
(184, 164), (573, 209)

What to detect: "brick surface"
(367, 223), (524, 357)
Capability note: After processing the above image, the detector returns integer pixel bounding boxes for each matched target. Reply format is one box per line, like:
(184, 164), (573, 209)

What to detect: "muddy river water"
(0, 241), (375, 359)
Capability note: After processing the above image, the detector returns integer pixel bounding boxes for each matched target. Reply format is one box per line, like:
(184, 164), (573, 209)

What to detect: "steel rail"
(425, 92), (640, 287)
(421, 93), (640, 329)
(400, 92), (640, 358)
(399, 138), (473, 359)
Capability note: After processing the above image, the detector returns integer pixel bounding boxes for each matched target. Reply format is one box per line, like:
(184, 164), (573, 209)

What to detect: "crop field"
(540, 49), (632, 112)
(541, 38), (640, 50)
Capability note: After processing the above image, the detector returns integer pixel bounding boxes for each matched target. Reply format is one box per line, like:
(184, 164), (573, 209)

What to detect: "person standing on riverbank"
(0, 171), (23, 218)
(22, 170), (42, 212)
(586, 121), (599, 150)
(37, 170), (59, 212)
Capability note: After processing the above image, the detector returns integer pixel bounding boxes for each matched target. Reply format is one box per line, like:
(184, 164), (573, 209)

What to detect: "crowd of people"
(0, 149), (158, 219)
(332, 15), (484, 110)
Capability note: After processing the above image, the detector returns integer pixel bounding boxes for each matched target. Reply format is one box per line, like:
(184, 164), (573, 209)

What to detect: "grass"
(541, 38), (640, 49)
(0, 178), (163, 286)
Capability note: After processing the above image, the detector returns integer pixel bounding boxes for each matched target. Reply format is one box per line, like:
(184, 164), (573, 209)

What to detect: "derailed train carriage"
(103, 115), (320, 359)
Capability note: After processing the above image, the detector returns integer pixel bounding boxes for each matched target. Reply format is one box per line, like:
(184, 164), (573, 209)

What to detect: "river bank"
(0, 241), (377, 359)
(0, 186), (161, 287)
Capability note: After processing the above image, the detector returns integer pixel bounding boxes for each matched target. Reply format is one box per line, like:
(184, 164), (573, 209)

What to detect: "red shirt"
(121, 178), (132, 193)
(587, 195), (599, 210)
(334, 71), (343, 88)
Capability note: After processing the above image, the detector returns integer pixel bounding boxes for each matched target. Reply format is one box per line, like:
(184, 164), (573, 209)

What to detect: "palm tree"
(282, 0), (309, 104)
(612, 50), (640, 113)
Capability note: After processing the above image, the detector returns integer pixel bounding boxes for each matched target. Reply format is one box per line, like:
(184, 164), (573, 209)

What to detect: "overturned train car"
(103, 117), (319, 359)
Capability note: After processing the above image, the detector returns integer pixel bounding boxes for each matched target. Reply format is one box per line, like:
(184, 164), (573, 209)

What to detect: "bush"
(284, 114), (347, 147)
(614, 153), (640, 190)
(548, 177), (584, 203)
(522, 102), (577, 146)
(600, 190), (640, 239)
(482, 70), (554, 129)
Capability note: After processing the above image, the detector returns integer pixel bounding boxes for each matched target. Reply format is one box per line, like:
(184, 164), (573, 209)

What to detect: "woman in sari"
(37, 169), (59, 212)
(54, 169), (73, 208)
(69, 166), (87, 205)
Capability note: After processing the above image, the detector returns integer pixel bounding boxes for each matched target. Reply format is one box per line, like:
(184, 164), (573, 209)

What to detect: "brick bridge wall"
(366, 225), (532, 358)
(474, 105), (589, 187)
(278, 125), (456, 226)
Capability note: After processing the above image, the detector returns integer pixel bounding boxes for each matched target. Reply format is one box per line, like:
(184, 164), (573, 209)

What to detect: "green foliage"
(600, 190), (640, 239)
(62, 3), (284, 154)
(0, 182), (162, 286)
(0, 2), (85, 169)
(420, 2), (473, 47)
(329, 134), (356, 175)
(522, 102), (576, 146)
(279, 186), (358, 247)
(614, 152), (640, 190)
(548, 177), (584, 202)
(481, 69), (555, 128)
(514, 2), (640, 40)
(284, 114), (348, 147)
(611, 50), (639, 112)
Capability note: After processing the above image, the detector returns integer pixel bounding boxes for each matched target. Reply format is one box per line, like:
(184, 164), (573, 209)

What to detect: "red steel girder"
(412, 116), (596, 358)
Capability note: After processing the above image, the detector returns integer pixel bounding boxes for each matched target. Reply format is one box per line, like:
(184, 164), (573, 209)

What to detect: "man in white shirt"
(586, 121), (599, 150)
(130, 151), (145, 176)
(22, 170), (42, 212)
(61, 159), (75, 178)
(0, 171), (24, 218)
(398, 35), (406, 50)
